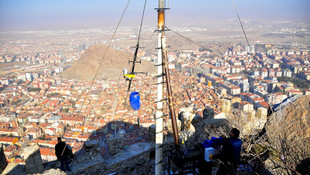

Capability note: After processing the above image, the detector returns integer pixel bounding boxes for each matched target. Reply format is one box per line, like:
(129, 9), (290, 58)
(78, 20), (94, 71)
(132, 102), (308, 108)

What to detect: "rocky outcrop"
(265, 95), (310, 145)
(181, 108), (231, 148)
(178, 107), (196, 142)
(264, 95), (310, 174)
(224, 108), (267, 136)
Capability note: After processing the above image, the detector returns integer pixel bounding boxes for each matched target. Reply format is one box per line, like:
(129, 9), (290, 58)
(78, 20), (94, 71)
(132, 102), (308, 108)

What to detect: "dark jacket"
(55, 141), (70, 160)
(214, 137), (242, 165)
(223, 138), (242, 164)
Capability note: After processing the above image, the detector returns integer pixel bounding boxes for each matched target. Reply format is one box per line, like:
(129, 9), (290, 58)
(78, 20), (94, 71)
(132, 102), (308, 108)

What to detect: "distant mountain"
(61, 44), (155, 80)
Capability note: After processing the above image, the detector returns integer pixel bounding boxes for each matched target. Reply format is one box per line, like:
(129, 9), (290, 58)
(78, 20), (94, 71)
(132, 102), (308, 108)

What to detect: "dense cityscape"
(0, 9), (309, 173)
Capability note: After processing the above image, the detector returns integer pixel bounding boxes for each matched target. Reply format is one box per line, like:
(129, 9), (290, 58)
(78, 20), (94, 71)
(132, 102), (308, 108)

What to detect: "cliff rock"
(264, 95), (310, 174)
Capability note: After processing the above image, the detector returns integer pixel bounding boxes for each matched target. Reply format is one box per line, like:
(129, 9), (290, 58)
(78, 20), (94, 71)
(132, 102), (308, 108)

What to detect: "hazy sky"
(0, 0), (309, 31)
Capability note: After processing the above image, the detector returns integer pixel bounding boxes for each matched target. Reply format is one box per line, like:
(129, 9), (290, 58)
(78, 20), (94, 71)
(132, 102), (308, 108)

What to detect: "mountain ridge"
(61, 44), (155, 80)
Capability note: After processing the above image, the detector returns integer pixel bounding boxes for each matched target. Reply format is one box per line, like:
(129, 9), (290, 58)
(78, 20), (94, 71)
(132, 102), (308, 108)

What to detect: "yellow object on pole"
(124, 74), (136, 79)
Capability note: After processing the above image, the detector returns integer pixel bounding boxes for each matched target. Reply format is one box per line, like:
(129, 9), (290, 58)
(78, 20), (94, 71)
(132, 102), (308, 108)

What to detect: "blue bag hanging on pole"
(130, 91), (141, 110)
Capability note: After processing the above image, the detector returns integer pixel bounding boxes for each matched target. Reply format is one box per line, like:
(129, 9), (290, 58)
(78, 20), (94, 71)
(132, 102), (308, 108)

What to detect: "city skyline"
(0, 0), (309, 31)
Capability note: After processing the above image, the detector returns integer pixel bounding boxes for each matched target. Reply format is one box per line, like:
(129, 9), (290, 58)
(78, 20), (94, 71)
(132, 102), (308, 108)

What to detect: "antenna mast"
(155, 0), (180, 174)
(155, 0), (165, 174)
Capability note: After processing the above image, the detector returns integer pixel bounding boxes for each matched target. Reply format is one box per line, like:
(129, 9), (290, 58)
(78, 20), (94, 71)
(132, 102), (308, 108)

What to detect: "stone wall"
(24, 145), (44, 174)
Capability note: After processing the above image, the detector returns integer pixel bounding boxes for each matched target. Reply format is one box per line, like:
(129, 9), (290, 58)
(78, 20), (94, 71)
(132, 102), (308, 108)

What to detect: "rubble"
(106, 135), (124, 155)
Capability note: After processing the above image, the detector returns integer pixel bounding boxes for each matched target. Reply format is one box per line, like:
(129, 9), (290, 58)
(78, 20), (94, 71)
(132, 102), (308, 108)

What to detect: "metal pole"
(155, 0), (165, 174)
(161, 36), (180, 147)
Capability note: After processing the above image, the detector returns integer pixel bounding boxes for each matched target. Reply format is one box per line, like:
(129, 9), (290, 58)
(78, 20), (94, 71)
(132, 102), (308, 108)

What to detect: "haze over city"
(0, 0), (309, 31)
(0, 0), (309, 175)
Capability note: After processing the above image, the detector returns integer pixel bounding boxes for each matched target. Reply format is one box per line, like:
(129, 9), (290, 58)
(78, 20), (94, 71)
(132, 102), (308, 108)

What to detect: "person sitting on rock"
(55, 137), (72, 172)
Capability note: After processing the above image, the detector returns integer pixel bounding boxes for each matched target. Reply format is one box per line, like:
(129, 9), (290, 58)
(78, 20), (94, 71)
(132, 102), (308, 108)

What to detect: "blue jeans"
(60, 155), (71, 171)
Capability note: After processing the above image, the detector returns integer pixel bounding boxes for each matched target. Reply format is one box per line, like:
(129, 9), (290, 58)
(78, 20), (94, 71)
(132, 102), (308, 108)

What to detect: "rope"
(137, 0), (147, 46)
(232, 0), (250, 46)
(91, 0), (131, 83)
(127, 0), (148, 92)
(81, 0), (131, 125)
(167, 27), (222, 59)
(61, 143), (67, 157)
